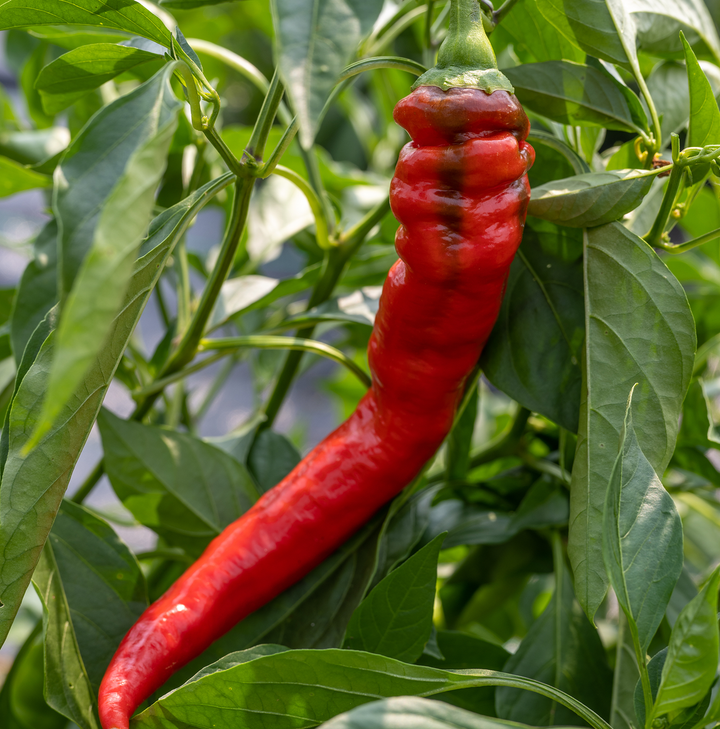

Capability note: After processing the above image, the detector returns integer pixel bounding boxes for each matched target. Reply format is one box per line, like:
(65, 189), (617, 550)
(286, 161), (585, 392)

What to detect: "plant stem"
(200, 336), (372, 387)
(71, 459), (105, 504)
(634, 70), (662, 156)
(187, 39), (270, 95)
(259, 119), (299, 177)
(367, 7), (427, 56)
(644, 163), (684, 245)
(133, 352), (229, 399)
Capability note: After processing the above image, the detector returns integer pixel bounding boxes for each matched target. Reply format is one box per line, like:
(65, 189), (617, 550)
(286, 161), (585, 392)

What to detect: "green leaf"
(43, 500), (148, 694)
(279, 287), (382, 330)
(528, 169), (658, 228)
(504, 61), (648, 134)
(445, 479), (569, 549)
(246, 429), (301, 494)
(496, 564), (612, 725)
(344, 533), (445, 662)
(495, 0), (584, 63)
(538, 0), (638, 70)
(0, 156), (51, 197)
(603, 390), (684, 655)
(0, 173), (231, 649)
(683, 33), (720, 149)
(99, 409), (260, 556)
(208, 275), (282, 330)
(36, 43), (162, 114)
(9, 220), (58, 365)
(610, 614), (640, 729)
(272, 0), (384, 148)
(627, 0), (720, 63)
(568, 222), (695, 622)
(0, 0), (173, 49)
(132, 648), (609, 729)
(0, 127), (69, 166)
(26, 63), (181, 451)
(319, 696), (544, 729)
(650, 567), (720, 721)
(481, 219), (584, 432)
(32, 544), (99, 729)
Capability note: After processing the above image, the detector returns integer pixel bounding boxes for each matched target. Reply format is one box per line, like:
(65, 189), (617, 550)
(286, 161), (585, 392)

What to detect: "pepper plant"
(1, 1), (720, 729)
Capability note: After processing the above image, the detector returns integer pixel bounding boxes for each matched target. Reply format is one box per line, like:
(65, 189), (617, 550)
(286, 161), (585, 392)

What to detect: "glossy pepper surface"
(98, 5), (534, 728)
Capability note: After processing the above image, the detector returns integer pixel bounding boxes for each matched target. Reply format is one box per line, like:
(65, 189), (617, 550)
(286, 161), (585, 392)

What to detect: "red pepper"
(98, 4), (533, 727)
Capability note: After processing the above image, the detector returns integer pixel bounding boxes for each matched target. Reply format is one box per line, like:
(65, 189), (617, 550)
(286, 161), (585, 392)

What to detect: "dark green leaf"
(505, 61), (648, 134)
(445, 479), (569, 550)
(651, 567), (720, 721)
(528, 169), (658, 228)
(482, 219), (583, 431)
(610, 615), (640, 729)
(32, 545), (98, 729)
(9, 220), (58, 365)
(36, 43), (161, 114)
(99, 409), (260, 555)
(272, 0), (384, 147)
(43, 500), (148, 694)
(496, 565), (612, 725)
(0, 174), (231, 649)
(568, 223), (695, 622)
(603, 391), (684, 654)
(247, 429), (301, 494)
(28, 63), (181, 450)
(344, 534), (445, 662)
(0, 0), (173, 49)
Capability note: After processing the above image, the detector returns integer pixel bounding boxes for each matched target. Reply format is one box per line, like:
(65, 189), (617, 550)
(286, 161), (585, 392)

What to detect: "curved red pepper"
(98, 84), (533, 729)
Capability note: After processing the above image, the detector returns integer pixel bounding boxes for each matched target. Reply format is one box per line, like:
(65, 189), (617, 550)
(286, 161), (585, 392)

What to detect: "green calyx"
(413, 0), (513, 94)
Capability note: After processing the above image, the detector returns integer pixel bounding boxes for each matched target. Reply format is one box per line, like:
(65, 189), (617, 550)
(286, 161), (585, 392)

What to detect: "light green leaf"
(99, 409), (260, 556)
(344, 534), (445, 663)
(496, 565), (612, 725)
(132, 648), (610, 729)
(26, 63), (181, 451)
(627, 0), (720, 64)
(495, 0), (585, 63)
(0, 156), (51, 197)
(0, 127), (69, 166)
(528, 169), (658, 228)
(272, 0), (384, 148)
(0, 0), (173, 49)
(651, 567), (720, 721)
(208, 275), (280, 331)
(32, 544), (98, 729)
(683, 33), (720, 149)
(568, 222), (695, 622)
(504, 61), (648, 134)
(278, 286), (382, 330)
(36, 43), (162, 114)
(320, 696), (547, 729)
(603, 390), (684, 655)
(538, 0), (638, 70)
(0, 173), (232, 649)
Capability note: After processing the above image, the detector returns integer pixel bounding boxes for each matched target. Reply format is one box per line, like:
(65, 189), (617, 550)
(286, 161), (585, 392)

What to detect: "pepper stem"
(413, 0), (513, 94)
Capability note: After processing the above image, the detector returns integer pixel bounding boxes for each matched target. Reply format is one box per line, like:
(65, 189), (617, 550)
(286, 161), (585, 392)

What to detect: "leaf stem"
(71, 459), (105, 504)
(551, 530), (564, 724)
(187, 39), (270, 96)
(259, 119), (299, 177)
(492, 0), (520, 24)
(644, 164), (684, 246)
(245, 68), (285, 162)
(634, 71), (662, 157)
(657, 225), (720, 254)
(199, 336), (372, 388)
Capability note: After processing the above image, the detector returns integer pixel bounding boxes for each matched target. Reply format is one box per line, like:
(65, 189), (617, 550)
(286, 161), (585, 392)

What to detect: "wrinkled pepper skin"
(98, 86), (534, 729)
